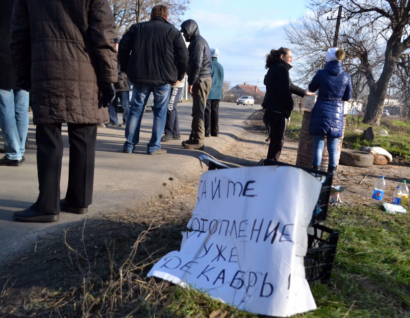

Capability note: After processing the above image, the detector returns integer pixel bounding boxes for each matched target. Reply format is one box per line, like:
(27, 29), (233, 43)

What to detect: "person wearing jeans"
(108, 90), (129, 127)
(119, 5), (188, 155)
(0, 0), (29, 167)
(162, 84), (184, 142)
(309, 48), (352, 174)
(108, 38), (131, 127)
(123, 84), (171, 154)
(312, 136), (339, 170)
(0, 89), (29, 166)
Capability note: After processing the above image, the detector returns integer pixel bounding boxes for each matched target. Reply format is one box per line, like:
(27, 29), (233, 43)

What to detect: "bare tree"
(285, 10), (373, 104)
(287, 0), (410, 125)
(109, 0), (190, 36)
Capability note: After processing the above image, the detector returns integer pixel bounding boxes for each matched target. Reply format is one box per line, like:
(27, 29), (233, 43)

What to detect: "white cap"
(211, 48), (219, 58)
(325, 47), (339, 62)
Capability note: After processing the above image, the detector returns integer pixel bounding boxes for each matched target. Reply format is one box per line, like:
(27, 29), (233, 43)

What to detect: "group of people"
(262, 47), (352, 174)
(0, 1), (225, 223)
(0, 0), (351, 223)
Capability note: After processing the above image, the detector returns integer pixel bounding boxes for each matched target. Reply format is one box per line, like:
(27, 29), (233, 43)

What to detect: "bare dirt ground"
(227, 109), (410, 207)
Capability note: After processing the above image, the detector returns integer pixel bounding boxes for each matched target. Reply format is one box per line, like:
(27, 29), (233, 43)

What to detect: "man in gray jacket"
(180, 19), (212, 150)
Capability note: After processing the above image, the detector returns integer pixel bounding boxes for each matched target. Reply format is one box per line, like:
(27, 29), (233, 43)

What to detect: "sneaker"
(172, 134), (181, 140)
(123, 149), (132, 153)
(98, 123), (106, 128)
(182, 140), (204, 150)
(149, 149), (167, 155)
(106, 122), (120, 127)
(161, 134), (172, 142)
(0, 156), (23, 166)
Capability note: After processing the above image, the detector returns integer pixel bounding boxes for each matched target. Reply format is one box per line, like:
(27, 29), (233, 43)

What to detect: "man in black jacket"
(180, 19), (212, 150)
(0, 0), (29, 167)
(119, 5), (188, 155)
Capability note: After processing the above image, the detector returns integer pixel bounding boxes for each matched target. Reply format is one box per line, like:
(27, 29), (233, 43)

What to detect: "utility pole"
(136, 0), (141, 23)
(333, 5), (343, 47)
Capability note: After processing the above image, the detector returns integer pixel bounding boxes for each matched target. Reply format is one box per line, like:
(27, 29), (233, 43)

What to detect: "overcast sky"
(181, 0), (308, 89)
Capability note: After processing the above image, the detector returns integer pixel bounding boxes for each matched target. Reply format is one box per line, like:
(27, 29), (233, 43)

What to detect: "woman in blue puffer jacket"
(308, 48), (352, 174)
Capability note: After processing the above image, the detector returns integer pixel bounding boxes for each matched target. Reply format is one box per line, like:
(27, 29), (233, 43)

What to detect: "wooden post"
(333, 6), (343, 47)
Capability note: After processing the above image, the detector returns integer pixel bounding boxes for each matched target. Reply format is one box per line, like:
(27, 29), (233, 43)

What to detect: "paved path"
(0, 102), (256, 261)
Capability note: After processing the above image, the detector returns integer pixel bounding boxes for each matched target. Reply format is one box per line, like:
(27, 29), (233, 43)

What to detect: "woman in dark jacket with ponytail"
(308, 48), (352, 174)
(262, 47), (313, 160)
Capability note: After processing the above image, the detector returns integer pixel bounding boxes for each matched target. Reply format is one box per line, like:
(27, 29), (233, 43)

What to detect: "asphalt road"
(0, 102), (257, 262)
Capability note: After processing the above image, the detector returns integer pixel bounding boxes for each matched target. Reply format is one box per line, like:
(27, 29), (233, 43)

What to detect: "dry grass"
(0, 182), (198, 318)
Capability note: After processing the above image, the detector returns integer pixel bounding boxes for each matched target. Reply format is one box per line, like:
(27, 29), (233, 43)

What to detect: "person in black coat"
(119, 5), (188, 155)
(180, 19), (213, 150)
(262, 47), (313, 161)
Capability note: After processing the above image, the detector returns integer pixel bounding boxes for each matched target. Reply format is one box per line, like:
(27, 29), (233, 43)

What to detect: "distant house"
(226, 83), (265, 98)
(383, 94), (401, 115)
(344, 99), (364, 115)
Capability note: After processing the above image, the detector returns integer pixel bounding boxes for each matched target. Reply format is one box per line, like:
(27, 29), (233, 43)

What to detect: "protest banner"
(148, 165), (322, 317)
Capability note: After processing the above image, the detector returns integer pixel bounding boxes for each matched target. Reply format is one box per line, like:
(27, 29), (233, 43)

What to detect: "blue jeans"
(124, 84), (171, 154)
(164, 87), (183, 136)
(0, 89), (29, 160)
(312, 135), (339, 168)
(108, 91), (130, 125)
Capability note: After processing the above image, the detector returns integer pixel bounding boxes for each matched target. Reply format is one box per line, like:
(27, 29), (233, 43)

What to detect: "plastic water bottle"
(401, 181), (409, 206)
(392, 186), (402, 205)
(372, 176), (386, 202)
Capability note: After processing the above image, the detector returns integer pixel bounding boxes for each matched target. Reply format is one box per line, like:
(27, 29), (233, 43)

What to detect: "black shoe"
(182, 140), (204, 150)
(60, 199), (88, 214)
(0, 148), (5, 153)
(172, 134), (181, 140)
(327, 166), (337, 175)
(13, 208), (59, 223)
(205, 134), (210, 137)
(211, 134), (218, 137)
(161, 134), (172, 142)
(0, 156), (23, 166)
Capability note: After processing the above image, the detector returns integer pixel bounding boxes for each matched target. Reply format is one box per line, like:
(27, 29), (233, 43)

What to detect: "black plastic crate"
(257, 159), (333, 224)
(305, 224), (339, 282)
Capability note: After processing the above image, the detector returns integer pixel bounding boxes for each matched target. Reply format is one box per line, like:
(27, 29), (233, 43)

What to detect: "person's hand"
(173, 80), (180, 86)
(305, 91), (315, 96)
(15, 78), (31, 91)
(99, 83), (116, 108)
(189, 85), (193, 94)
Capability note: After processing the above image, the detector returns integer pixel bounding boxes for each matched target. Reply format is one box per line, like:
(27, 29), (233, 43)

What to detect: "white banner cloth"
(148, 165), (322, 317)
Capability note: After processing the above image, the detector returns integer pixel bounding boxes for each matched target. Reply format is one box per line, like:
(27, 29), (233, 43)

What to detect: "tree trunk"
(363, 39), (401, 125)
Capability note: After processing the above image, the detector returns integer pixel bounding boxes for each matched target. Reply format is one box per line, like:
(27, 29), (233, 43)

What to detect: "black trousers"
(265, 111), (287, 161)
(205, 99), (220, 136)
(32, 123), (97, 213)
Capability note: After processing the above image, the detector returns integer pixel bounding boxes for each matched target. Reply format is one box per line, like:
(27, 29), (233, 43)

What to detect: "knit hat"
(326, 47), (345, 62)
(210, 48), (219, 58)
